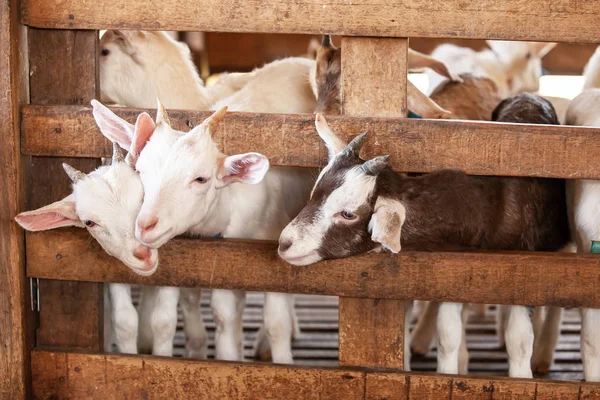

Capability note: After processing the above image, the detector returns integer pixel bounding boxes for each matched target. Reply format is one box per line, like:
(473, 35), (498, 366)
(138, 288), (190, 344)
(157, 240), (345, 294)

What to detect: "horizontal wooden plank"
(26, 229), (600, 308)
(21, 104), (600, 179)
(20, 0), (600, 42)
(31, 350), (600, 400)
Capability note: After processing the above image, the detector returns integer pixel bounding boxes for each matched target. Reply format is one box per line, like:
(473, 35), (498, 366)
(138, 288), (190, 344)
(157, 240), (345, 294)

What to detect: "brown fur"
(301, 94), (569, 260)
(314, 37), (342, 115)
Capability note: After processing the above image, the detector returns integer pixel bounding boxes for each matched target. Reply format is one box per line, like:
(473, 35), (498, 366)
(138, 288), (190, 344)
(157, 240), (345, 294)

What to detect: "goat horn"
(62, 163), (87, 183)
(361, 155), (390, 176)
(343, 131), (368, 156)
(322, 34), (333, 47)
(156, 97), (170, 126)
(201, 106), (228, 134)
(112, 142), (125, 164)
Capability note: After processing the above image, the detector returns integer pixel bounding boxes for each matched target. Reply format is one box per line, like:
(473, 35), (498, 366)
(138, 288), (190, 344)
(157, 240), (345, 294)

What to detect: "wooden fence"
(2, 0), (600, 398)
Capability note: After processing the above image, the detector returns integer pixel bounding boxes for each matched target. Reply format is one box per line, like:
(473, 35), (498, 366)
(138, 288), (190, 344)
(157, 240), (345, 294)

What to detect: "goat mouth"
(279, 251), (321, 266)
(140, 228), (173, 248)
(131, 261), (159, 277)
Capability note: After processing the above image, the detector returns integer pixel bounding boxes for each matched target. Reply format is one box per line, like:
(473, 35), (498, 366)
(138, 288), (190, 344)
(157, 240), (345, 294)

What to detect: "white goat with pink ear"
(99, 30), (316, 114)
(96, 100), (316, 363)
(89, 100), (210, 360)
(14, 143), (185, 357)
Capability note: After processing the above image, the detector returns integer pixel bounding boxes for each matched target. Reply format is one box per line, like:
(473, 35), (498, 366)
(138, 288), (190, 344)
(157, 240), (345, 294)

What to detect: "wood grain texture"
(21, 105), (600, 179)
(338, 36), (407, 371)
(339, 298), (405, 369)
(25, 229), (600, 308)
(28, 28), (103, 351)
(20, 0), (600, 42)
(451, 377), (493, 400)
(0, 0), (29, 397)
(534, 382), (581, 399)
(31, 350), (600, 400)
(341, 37), (407, 117)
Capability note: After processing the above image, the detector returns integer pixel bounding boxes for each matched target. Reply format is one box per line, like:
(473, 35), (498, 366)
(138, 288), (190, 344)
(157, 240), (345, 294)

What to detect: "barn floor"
(131, 289), (584, 381)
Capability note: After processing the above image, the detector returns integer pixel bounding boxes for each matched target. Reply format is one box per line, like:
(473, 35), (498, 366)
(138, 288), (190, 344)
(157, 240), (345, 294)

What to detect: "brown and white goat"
(279, 95), (570, 377)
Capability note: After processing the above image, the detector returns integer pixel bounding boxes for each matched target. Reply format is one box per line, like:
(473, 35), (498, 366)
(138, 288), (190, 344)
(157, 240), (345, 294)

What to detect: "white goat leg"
(404, 300), (413, 371)
(581, 308), (600, 382)
(180, 288), (209, 359)
(137, 285), (156, 354)
(263, 292), (294, 364)
(531, 307), (562, 375)
(109, 283), (138, 354)
(103, 284), (115, 352)
(497, 305), (511, 348)
(411, 301), (439, 356)
(149, 287), (179, 357)
(505, 306), (534, 378)
(212, 289), (246, 361)
(458, 304), (470, 375)
(437, 302), (463, 374)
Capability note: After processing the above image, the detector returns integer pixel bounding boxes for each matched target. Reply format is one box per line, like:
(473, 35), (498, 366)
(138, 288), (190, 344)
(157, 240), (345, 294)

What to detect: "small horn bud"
(62, 163), (87, 183)
(112, 142), (125, 164)
(361, 155), (390, 176)
(342, 131), (368, 156)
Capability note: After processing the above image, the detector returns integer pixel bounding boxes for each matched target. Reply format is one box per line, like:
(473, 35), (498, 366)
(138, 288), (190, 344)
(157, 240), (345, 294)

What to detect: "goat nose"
(278, 239), (293, 253)
(133, 245), (152, 261)
(138, 217), (158, 232)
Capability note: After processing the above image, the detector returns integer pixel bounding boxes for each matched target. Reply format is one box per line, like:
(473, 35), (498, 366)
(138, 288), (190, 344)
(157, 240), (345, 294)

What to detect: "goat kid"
(426, 41), (556, 97)
(278, 104), (569, 377)
(95, 101), (315, 363)
(100, 30), (316, 114)
(565, 88), (600, 382)
(14, 144), (193, 358)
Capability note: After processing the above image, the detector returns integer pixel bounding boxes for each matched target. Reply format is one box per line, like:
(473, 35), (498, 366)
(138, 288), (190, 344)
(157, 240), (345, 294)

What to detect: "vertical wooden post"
(28, 28), (104, 351)
(0, 0), (31, 398)
(338, 37), (408, 370)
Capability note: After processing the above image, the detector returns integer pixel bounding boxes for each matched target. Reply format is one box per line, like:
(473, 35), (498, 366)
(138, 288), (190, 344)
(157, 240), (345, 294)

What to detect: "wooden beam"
(338, 37), (408, 370)
(21, 105), (600, 180)
(28, 28), (103, 351)
(25, 229), (600, 308)
(31, 350), (600, 399)
(20, 0), (600, 43)
(0, 0), (30, 397)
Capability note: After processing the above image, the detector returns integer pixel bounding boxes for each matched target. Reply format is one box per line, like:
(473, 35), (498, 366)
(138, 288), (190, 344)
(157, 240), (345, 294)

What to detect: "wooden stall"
(3, 0), (600, 398)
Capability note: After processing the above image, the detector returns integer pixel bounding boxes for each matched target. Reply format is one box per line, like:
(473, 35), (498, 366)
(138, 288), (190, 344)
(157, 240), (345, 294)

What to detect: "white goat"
(426, 41), (556, 97)
(14, 143), (187, 357)
(95, 102), (315, 363)
(565, 88), (600, 382)
(100, 30), (316, 114)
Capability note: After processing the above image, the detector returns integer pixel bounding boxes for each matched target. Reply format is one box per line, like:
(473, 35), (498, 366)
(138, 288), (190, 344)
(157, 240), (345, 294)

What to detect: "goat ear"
(407, 49), (462, 82)
(315, 113), (346, 161)
(91, 99), (134, 149)
(368, 197), (406, 254)
(127, 112), (156, 165)
(216, 152), (270, 188)
(15, 194), (84, 231)
(530, 42), (557, 58)
(407, 81), (454, 119)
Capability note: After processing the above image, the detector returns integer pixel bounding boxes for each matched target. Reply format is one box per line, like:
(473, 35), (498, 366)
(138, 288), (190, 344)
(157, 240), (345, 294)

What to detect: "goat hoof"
(410, 342), (430, 356)
(532, 361), (551, 375)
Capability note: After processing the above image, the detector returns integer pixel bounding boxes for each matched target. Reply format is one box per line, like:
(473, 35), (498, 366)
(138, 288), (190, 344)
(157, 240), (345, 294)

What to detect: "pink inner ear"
(91, 100), (134, 148)
(221, 154), (269, 185)
(15, 212), (78, 231)
(132, 113), (156, 157)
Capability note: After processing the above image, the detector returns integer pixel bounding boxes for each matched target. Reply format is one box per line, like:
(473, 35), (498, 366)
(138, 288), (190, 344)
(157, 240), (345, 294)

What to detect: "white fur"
(564, 89), (600, 381)
(426, 41), (556, 97)
(584, 46), (600, 90)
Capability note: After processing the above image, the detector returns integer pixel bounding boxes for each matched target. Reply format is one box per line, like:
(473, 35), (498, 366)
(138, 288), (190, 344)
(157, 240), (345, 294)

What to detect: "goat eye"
(84, 220), (96, 227)
(341, 210), (357, 220)
(195, 177), (208, 184)
(525, 52), (532, 60)
(101, 49), (110, 57)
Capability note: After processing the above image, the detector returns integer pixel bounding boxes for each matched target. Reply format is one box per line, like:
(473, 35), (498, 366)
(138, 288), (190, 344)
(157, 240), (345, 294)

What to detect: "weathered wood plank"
(339, 298), (406, 369)
(21, 106), (600, 179)
(451, 377), (493, 400)
(31, 350), (365, 400)
(28, 28), (103, 351)
(20, 0), (600, 42)
(338, 36), (407, 371)
(21, 104), (600, 179)
(25, 229), (600, 308)
(491, 380), (536, 399)
(534, 382), (581, 399)
(31, 351), (600, 400)
(0, 0), (29, 397)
